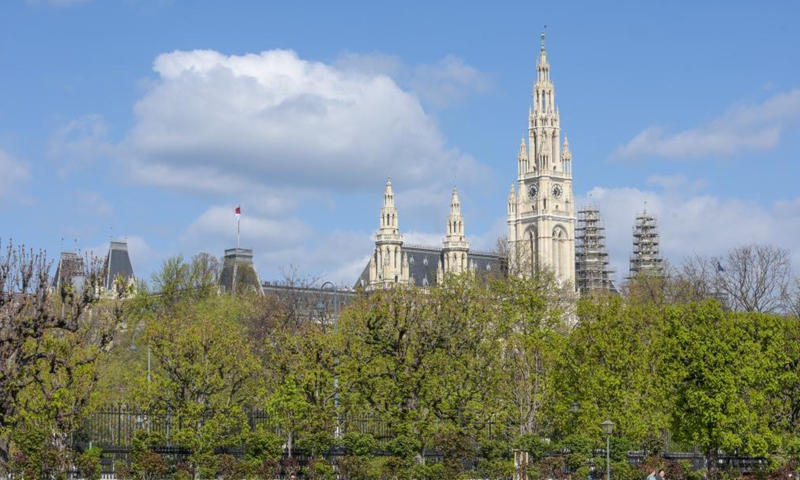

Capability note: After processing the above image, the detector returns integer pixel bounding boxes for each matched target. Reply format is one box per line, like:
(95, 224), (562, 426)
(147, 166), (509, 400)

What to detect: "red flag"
(235, 205), (241, 221)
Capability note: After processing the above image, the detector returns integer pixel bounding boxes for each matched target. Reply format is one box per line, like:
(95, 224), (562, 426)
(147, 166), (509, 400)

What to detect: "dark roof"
(104, 241), (135, 290)
(355, 244), (504, 288)
(52, 251), (86, 291)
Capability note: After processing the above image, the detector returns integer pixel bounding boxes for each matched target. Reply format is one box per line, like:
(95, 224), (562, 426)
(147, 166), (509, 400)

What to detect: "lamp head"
(600, 419), (614, 435)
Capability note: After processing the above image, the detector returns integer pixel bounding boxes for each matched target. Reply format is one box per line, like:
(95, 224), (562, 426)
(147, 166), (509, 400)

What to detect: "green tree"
(491, 271), (569, 436)
(339, 275), (497, 462)
(132, 293), (262, 468)
(555, 294), (672, 444)
(664, 302), (781, 475)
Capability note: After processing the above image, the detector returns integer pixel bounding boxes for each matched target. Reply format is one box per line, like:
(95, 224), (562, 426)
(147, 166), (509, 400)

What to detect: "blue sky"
(1, 0), (799, 287)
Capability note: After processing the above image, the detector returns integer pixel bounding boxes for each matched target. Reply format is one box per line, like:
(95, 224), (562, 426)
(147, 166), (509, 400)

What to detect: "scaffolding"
(629, 210), (664, 277)
(575, 206), (616, 294)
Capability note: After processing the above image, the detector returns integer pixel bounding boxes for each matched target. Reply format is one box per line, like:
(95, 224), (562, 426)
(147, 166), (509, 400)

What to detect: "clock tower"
(507, 32), (576, 288)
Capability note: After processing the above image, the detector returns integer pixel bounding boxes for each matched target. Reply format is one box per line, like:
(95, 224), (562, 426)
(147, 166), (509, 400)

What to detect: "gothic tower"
(441, 187), (470, 276)
(507, 32), (576, 288)
(367, 178), (409, 289)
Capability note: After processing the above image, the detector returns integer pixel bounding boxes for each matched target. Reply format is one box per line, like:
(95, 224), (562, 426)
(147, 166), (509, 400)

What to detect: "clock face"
(527, 184), (538, 199)
(551, 184), (563, 199)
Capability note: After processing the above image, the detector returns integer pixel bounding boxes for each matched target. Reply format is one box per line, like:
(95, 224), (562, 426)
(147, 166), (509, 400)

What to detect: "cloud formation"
(121, 49), (491, 203)
(580, 177), (800, 281)
(335, 52), (493, 107)
(0, 149), (31, 203)
(613, 89), (800, 160)
(49, 114), (113, 177)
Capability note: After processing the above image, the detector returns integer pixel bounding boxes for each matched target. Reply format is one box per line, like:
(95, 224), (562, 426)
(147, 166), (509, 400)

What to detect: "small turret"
(507, 184), (517, 215)
(518, 137), (528, 175)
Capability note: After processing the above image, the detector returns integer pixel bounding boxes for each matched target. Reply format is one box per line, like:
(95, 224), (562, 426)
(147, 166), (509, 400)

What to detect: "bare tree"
(714, 243), (792, 314)
(786, 276), (800, 319)
(0, 240), (120, 469)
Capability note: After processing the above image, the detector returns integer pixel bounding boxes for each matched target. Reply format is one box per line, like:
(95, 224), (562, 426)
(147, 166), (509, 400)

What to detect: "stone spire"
(562, 134), (572, 173)
(507, 183), (517, 215)
(369, 177), (408, 289)
(531, 28), (560, 171)
(518, 136), (528, 175)
(442, 186), (470, 275)
(379, 177), (399, 234)
(446, 186), (464, 241)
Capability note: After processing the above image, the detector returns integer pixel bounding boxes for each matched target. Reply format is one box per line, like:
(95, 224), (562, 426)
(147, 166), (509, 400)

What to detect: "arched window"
(552, 226), (568, 280)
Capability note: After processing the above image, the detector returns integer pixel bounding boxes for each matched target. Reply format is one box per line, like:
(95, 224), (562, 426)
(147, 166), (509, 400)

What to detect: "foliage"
(0, 240), (121, 468)
(75, 446), (102, 480)
(343, 432), (379, 457)
(305, 458), (336, 480)
(244, 427), (284, 463)
(515, 434), (550, 462)
(664, 302), (782, 471)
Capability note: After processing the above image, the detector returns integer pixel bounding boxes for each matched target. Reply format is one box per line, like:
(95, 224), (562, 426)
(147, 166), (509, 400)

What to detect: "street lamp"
(600, 419), (614, 480)
(316, 281), (340, 438)
(130, 338), (150, 384)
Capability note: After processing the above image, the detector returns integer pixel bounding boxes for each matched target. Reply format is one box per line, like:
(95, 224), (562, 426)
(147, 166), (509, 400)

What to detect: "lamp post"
(131, 339), (152, 433)
(601, 419), (614, 480)
(130, 340), (150, 383)
(316, 281), (340, 438)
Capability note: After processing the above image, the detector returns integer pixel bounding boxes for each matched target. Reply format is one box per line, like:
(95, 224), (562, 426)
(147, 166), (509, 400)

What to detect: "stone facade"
(506, 32), (576, 288)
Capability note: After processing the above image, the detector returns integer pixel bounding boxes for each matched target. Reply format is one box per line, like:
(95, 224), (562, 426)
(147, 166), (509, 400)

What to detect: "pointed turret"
(442, 186), (470, 276)
(507, 184), (517, 215)
(379, 177), (399, 234)
(518, 137), (529, 175)
(561, 135), (572, 173)
(369, 177), (407, 289)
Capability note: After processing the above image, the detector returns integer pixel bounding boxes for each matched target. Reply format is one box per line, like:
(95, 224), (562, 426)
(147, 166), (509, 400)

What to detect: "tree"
(136, 294), (262, 459)
(664, 302), (782, 476)
(491, 271), (569, 436)
(0, 240), (121, 471)
(714, 244), (791, 313)
(339, 276), (497, 462)
(556, 295), (672, 445)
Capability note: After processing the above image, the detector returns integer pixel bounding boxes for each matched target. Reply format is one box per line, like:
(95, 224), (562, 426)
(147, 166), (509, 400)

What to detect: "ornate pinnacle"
(541, 27), (546, 52)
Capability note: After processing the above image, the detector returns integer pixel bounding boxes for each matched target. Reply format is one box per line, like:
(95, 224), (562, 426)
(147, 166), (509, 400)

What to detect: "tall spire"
(446, 186), (464, 239)
(443, 186), (469, 275)
(383, 177), (395, 207)
(380, 177), (399, 233)
(541, 28), (546, 52)
(536, 28), (550, 85)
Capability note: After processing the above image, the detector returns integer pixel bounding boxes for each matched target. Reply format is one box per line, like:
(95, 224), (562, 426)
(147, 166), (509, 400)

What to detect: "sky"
(1, 0), (799, 288)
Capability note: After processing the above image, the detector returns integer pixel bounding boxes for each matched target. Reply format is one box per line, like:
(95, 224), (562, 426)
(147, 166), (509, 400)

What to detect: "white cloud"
(48, 114), (114, 177)
(0, 148), (31, 203)
(182, 205), (314, 250)
(410, 55), (493, 107)
(580, 182), (800, 280)
(118, 49), (490, 212)
(336, 52), (493, 107)
(613, 89), (800, 160)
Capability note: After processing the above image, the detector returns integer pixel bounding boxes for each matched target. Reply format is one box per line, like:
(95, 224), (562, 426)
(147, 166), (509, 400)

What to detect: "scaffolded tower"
(629, 210), (664, 277)
(575, 206), (615, 294)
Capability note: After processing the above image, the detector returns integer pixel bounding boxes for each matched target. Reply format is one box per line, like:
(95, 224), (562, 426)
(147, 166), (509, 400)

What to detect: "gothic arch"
(552, 225), (568, 279)
(525, 226), (539, 274)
